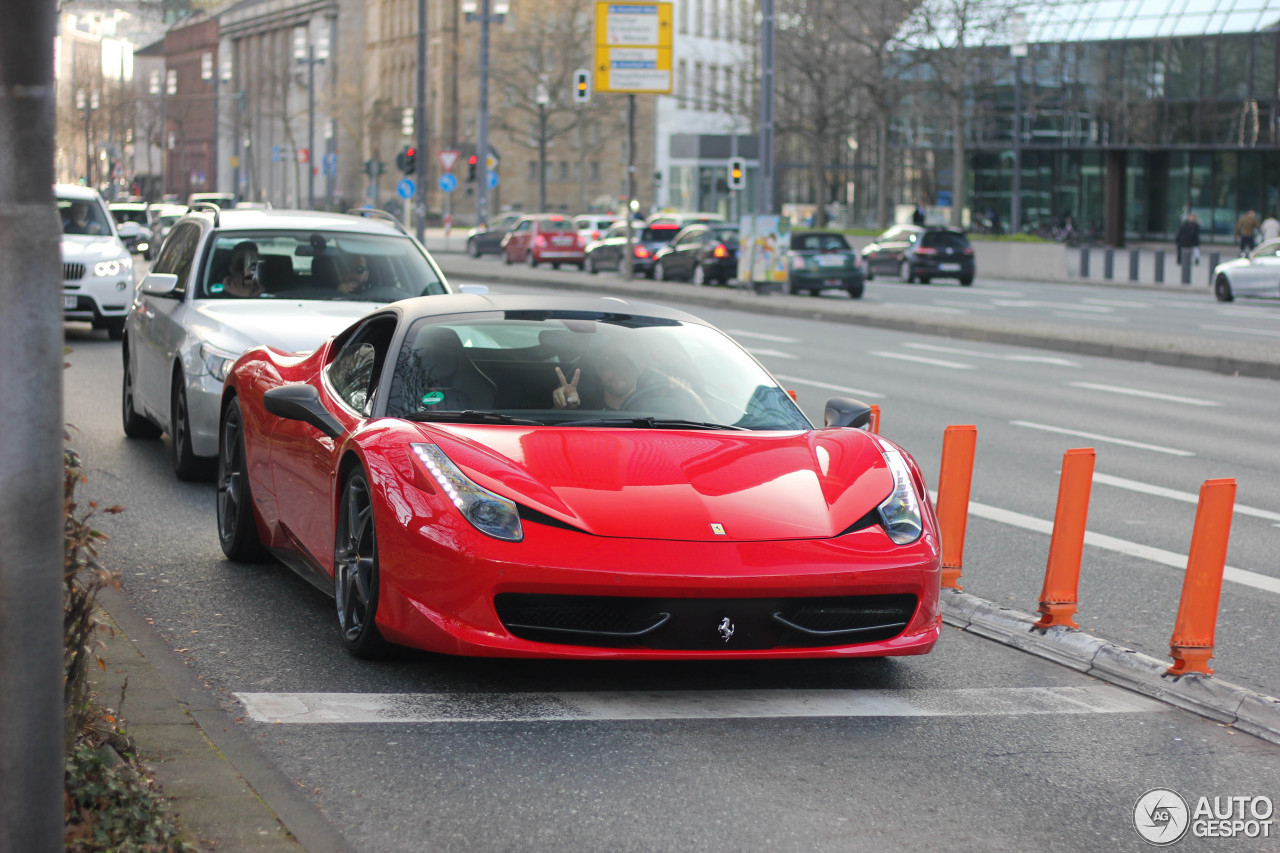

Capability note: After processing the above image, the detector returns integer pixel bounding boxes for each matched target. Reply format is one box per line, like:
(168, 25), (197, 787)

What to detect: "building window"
(528, 160), (538, 181)
(677, 59), (688, 109)
(695, 0), (704, 37)
(590, 161), (600, 183)
(678, 0), (687, 34)
(693, 61), (703, 111)
(709, 65), (718, 111)
(559, 161), (569, 181)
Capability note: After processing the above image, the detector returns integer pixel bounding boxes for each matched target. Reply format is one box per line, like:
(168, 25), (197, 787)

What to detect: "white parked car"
(1213, 239), (1280, 301)
(58, 184), (136, 340)
(122, 207), (456, 479)
(574, 214), (617, 247)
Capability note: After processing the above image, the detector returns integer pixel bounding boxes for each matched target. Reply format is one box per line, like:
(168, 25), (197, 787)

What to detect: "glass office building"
(954, 0), (1280, 243)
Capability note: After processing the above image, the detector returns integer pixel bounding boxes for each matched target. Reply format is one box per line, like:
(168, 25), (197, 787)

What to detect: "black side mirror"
(823, 397), (873, 429)
(264, 384), (345, 439)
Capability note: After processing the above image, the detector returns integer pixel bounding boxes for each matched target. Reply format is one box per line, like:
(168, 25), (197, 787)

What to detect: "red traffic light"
(468, 154), (478, 164)
(406, 147), (416, 157)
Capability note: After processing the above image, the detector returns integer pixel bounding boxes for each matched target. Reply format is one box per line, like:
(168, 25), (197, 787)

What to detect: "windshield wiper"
(405, 410), (544, 426)
(558, 417), (746, 431)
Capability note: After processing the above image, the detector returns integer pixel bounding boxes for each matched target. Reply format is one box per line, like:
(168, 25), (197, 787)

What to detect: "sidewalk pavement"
(85, 265), (1280, 851)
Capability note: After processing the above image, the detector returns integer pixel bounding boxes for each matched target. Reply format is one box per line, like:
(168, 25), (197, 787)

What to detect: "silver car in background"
(1213, 239), (1280, 301)
(122, 206), (455, 479)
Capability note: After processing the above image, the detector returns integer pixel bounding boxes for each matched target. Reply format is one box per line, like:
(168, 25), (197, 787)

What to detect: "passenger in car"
(551, 345), (708, 417)
(222, 241), (262, 297)
(337, 255), (371, 293)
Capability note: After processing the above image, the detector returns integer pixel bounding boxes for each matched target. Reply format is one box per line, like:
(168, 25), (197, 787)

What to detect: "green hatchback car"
(787, 231), (865, 298)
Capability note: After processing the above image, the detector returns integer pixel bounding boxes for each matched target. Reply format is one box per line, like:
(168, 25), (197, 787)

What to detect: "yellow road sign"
(594, 2), (673, 94)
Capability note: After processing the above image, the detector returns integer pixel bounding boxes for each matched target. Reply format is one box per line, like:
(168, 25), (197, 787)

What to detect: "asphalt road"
(61, 261), (1280, 851)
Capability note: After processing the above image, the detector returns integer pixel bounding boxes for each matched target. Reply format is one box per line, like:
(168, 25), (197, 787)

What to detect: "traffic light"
(467, 154), (478, 182)
(727, 157), (745, 191)
(395, 146), (416, 175)
(572, 69), (591, 104)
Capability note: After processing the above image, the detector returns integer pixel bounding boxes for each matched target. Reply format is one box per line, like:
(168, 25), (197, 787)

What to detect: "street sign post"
(594, 1), (673, 94)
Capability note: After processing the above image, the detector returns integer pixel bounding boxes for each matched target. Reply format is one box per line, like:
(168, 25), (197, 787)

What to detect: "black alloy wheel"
(334, 468), (391, 658)
(217, 398), (267, 561)
(122, 348), (161, 439)
(1214, 274), (1234, 302)
(171, 373), (210, 481)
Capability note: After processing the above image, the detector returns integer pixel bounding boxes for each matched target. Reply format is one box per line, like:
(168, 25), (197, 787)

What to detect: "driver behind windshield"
(551, 344), (707, 417)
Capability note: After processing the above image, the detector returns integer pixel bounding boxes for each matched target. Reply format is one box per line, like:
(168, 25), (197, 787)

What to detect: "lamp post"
(75, 89), (98, 187)
(295, 29), (329, 210)
(149, 69), (175, 199)
(535, 78), (548, 212)
(464, 0), (508, 227)
(1010, 13), (1027, 234)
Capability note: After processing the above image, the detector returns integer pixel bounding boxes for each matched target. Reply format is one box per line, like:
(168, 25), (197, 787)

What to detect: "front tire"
(106, 317), (125, 341)
(171, 373), (210, 481)
(526, 251), (537, 268)
(899, 259), (915, 283)
(1214, 274), (1234, 302)
(122, 349), (161, 439)
(334, 468), (391, 659)
(217, 398), (267, 561)
(468, 239), (480, 258)
(587, 254), (599, 274)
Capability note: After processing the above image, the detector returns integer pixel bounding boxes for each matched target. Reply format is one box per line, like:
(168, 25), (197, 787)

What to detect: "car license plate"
(552, 236), (572, 246)
(939, 263), (961, 272)
(816, 254), (845, 267)
(63, 295), (78, 310)
(824, 279), (842, 286)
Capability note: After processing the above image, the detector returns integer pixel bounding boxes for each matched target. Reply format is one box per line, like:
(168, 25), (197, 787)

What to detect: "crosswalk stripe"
(233, 686), (1164, 724)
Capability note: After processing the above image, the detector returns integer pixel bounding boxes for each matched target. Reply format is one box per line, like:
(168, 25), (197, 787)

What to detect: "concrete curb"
(436, 257), (1280, 381)
(939, 589), (1280, 744)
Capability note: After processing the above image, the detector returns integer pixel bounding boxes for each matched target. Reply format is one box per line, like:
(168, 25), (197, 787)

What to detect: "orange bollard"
(1167, 478), (1236, 677)
(935, 425), (977, 591)
(868, 405), (881, 434)
(1035, 448), (1096, 629)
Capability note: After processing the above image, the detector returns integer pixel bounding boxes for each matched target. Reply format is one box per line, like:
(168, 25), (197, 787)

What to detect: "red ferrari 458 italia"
(217, 294), (941, 659)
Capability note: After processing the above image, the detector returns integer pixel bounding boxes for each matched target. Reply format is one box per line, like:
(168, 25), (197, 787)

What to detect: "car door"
(133, 222), (202, 421)
(270, 316), (398, 574)
(597, 223), (626, 268)
(1236, 240), (1280, 296)
(504, 219), (531, 261)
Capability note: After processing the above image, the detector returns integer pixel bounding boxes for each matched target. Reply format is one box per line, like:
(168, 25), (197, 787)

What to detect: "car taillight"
(535, 234), (547, 246)
(634, 246), (650, 258)
(712, 244), (728, 258)
(916, 247), (937, 255)
(963, 247), (974, 255)
(591, 230), (600, 241)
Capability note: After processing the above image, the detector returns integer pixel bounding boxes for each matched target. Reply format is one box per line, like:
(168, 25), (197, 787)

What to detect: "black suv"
(861, 225), (975, 286)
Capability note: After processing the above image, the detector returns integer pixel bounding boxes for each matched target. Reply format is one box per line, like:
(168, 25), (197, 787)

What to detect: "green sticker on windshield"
(421, 391), (445, 406)
(209, 282), (224, 293)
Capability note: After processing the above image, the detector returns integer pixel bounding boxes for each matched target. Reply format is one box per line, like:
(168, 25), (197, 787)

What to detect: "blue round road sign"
(439, 173), (458, 192)
(488, 171), (499, 190)
(397, 178), (416, 199)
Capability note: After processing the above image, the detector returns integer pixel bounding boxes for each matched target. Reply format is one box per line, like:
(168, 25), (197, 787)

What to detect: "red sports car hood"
(419, 426), (895, 541)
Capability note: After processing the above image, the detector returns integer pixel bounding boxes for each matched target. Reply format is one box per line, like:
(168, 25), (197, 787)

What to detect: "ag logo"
(1134, 788), (1190, 845)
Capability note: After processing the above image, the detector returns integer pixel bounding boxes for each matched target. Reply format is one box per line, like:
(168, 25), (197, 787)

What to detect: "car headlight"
(875, 443), (923, 545)
(411, 443), (523, 542)
(790, 255), (808, 270)
(199, 343), (239, 382)
(94, 258), (131, 277)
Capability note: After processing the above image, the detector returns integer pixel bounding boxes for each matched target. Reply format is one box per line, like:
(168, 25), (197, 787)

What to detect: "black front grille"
(64, 263), (85, 281)
(494, 593), (918, 650)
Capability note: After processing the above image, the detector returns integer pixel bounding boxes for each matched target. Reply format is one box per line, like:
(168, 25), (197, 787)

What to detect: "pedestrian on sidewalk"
(1261, 211), (1280, 244)
(1236, 208), (1260, 255)
(1175, 213), (1201, 266)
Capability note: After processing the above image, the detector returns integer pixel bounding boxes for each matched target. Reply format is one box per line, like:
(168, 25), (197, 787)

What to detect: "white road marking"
(233, 685), (1164, 725)
(904, 342), (1079, 366)
(727, 329), (801, 343)
(1090, 472), (1280, 524)
(1010, 421), (1194, 457)
(1067, 382), (1223, 407)
(773, 374), (885, 399)
(931, 300), (993, 310)
(1214, 309), (1280, 320)
(1199, 324), (1280, 338)
(748, 347), (799, 360)
(877, 303), (970, 315)
(993, 300), (1114, 312)
(1052, 311), (1129, 323)
(869, 351), (974, 369)
(1081, 298), (1149, 308)
(953, 498), (1280, 596)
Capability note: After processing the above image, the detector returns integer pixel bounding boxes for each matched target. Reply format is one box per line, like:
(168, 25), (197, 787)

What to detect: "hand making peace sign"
(552, 367), (581, 409)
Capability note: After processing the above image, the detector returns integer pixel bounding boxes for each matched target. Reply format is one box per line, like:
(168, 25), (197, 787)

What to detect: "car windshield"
(641, 226), (681, 242)
(387, 311), (812, 431)
(921, 231), (969, 250)
(110, 208), (150, 225)
(711, 226), (740, 244)
(58, 197), (113, 236)
(538, 219), (576, 233)
(200, 230), (447, 301)
(792, 233), (850, 252)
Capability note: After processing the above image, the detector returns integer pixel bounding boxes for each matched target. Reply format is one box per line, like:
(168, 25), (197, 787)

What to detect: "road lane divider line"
(747, 347), (798, 360)
(726, 329), (801, 343)
(1090, 472), (1280, 523)
(869, 351), (974, 369)
(950, 497), (1280, 596)
(232, 685), (1164, 725)
(773, 374), (885, 399)
(1052, 311), (1129, 323)
(1067, 382), (1223, 407)
(904, 342), (1079, 366)
(1199, 324), (1280, 338)
(1010, 420), (1194, 456)
(1081, 298), (1149, 308)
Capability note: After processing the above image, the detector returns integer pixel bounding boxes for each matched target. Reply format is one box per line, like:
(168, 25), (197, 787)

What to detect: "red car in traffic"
(501, 214), (585, 269)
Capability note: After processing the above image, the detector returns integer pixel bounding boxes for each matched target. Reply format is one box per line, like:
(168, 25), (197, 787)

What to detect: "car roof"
(109, 202), (149, 209)
(54, 184), (105, 201)
(388, 292), (710, 327)
(181, 208), (412, 237)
